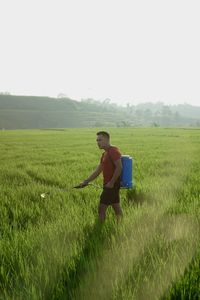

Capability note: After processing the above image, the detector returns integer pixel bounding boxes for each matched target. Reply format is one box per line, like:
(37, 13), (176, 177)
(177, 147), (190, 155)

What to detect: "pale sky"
(0, 0), (200, 106)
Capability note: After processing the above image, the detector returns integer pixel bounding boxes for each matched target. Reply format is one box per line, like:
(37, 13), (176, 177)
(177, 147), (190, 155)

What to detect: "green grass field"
(0, 128), (200, 299)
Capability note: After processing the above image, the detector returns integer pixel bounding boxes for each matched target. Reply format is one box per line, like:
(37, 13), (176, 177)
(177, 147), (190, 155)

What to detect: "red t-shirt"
(100, 146), (121, 185)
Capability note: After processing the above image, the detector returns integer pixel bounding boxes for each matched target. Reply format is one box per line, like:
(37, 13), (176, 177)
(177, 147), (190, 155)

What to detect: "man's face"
(96, 134), (109, 149)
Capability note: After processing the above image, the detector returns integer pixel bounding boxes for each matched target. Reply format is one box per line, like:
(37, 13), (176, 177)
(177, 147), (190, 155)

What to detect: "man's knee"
(98, 203), (107, 220)
(111, 203), (123, 216)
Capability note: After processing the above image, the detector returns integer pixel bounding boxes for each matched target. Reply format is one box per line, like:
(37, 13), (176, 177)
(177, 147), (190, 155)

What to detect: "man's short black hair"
(97, 131), (110, 139)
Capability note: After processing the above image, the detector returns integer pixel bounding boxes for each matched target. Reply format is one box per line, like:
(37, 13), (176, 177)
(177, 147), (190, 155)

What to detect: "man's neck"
(104, 144), (111, 151)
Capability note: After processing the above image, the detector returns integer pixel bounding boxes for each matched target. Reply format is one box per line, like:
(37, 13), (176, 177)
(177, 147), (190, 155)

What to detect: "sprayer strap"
(107, 147), (115, 168)
(106, 146), (121, 188)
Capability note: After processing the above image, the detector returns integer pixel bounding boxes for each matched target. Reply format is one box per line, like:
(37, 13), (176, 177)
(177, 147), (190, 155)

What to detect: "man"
(79, 131), (123, 222)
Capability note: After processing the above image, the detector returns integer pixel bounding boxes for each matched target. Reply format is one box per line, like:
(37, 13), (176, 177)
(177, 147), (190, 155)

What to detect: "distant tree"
(126, 103), (135, 114)
(195, 120), (200, 127)
(174, 111), (180, 118)
(103, 98), (111, 105)
(57, 93), (68, 99)
(144, 109), (153, 118)
(94, 121), (104, 127)
(154, 110), (161, 117)
(119, 120), (131, 127)
(135, 109), (143, 117)
(0, 91), (11, 95)
(152, 122), (160, 127)
(161, 105), (172, 116)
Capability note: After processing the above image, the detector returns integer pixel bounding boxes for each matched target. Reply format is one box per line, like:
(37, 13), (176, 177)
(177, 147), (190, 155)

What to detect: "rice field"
(0, 128), (200, 299)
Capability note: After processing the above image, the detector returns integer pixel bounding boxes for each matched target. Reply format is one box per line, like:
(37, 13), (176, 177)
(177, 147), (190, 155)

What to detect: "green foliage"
(0, 128), (200, 299)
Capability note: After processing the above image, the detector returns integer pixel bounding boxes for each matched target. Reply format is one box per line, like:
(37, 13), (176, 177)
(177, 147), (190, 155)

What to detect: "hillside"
(0, 94), (200, 129)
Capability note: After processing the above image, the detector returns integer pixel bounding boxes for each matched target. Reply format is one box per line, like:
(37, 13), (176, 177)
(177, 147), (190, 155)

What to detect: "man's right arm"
(80, 164), (102, 187)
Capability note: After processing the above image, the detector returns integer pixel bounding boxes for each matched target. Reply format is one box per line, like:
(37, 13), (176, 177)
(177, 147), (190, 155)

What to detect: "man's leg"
(111, 203), (123, 222)
(98, 203), (108, 222)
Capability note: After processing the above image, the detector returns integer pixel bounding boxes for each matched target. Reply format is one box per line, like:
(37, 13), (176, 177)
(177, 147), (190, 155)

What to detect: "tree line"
(0, 94), (200, 129)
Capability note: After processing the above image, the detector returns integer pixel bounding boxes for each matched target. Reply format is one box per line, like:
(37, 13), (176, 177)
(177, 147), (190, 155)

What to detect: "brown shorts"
(100, 187), (120, 205)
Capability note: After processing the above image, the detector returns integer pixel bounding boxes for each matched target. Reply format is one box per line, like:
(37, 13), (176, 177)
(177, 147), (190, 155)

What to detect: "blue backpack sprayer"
(107, 150), (133, 189)
(120, 155), (133, 189)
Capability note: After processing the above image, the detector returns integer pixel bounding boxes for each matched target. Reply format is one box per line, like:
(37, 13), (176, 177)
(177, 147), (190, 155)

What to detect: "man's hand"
(104, 181), (114, 189)
(76, 164), (102, 188)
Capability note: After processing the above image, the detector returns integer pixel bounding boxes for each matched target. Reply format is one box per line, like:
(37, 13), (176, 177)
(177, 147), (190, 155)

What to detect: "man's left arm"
(105, 159), (122, 188)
